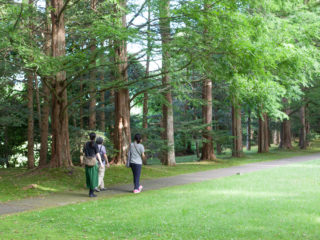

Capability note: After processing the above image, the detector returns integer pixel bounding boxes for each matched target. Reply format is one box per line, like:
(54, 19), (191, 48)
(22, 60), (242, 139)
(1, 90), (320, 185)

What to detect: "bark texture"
(27, 73), (35, 169)
(113, 0), (131, 164)
(258, 113), (269, 153)
(50, 0), (72, 167)
(299, 105), (307, 149)
(159, 0), (175, 165)
(246, 109), (251, 151)
(201, 79), (216, 161)
(39, 0), (51, 167)
(232, 103), (243, 157)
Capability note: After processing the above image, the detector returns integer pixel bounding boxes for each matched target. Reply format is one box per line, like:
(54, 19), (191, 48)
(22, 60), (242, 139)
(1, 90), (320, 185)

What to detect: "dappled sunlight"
(35, 185), (57, 192)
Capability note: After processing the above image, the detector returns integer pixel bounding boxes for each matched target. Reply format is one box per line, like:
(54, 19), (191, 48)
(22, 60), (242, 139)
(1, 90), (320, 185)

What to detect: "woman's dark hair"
(89, 132), (96, 147)
(96, 137), (103, 145)
(134, 133), (142, 144)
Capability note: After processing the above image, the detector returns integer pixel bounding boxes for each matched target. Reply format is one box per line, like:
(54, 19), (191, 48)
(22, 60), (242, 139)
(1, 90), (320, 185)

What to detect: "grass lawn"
(1, 157), (319, 239)
(0, 142), (320, 202)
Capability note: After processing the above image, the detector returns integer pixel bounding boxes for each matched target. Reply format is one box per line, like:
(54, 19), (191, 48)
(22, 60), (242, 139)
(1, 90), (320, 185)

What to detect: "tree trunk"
(246, 109), (251, 150)
(99, 73), (106, 132)
(258, 113), (269, 153)
(39, 0), (51, 167)
(50, 0), (72, 167)
(159, 0), (175, 166)
(89, 0), (97, 130)
(299, 105), (307, 149)
(113, 0), (131, 165)
(201, 78), (216, 161)
(232, 103), (243, 157)
(142, 0), (151, 146)
(280, 118), (293, 149)
(27, 72), (35, 169)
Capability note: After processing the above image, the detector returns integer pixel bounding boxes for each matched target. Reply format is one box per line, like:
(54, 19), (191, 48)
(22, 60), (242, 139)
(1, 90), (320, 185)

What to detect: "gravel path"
(1, 153), (320, 216)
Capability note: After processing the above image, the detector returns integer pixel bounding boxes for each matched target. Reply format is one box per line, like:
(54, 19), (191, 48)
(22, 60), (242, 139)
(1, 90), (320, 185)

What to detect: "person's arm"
(104, 153), (110, 167)
(96, 153), (104, 167)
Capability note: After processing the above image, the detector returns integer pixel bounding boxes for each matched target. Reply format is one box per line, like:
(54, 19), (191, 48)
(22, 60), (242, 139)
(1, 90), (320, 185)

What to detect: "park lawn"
(0, 142), (320, 202)
(1, 158), (319, 239)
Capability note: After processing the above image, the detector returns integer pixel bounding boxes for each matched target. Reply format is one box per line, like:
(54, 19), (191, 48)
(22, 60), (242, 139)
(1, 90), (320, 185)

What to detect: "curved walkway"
(1, 153), (320, 216)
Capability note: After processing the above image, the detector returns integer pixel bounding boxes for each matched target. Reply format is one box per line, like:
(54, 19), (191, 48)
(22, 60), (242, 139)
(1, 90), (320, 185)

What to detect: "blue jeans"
(130, 163), (142, 190)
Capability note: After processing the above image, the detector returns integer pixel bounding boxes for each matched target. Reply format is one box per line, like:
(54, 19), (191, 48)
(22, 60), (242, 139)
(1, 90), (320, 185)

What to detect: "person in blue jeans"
(129, 133), (146, 194)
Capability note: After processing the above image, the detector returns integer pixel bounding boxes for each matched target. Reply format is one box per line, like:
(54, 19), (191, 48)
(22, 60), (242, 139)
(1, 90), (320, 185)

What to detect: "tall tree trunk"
(258, 113), (269, 153)
(113, 0), (131, 164)
(280, 117), (293, 149)
(27, 72), (35, 169)
(50, 0), (72, 167)
(89, 0), (97, 130)
(201, 78), (216, 161)
(232, 102), (243, 157)
(26, 0), (35, 169)
(159, 0), (175, 166)
(246, 109), (251, 150)
(80, 75), (84, 129)
(200, 1), (216, 161)
(299, 105), (307, 149)
(142, 0), (151, 146)
(39, 0), (51, 167)
(99, 73), (106, 132)
(213, 100), (222, 155)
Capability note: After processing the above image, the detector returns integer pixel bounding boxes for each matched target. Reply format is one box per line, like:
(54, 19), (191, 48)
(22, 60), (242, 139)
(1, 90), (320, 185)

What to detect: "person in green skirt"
(83, 132), (104, 197)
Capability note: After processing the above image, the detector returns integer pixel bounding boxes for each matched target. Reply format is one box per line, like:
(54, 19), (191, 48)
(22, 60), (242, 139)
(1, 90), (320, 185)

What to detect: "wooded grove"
(0, 0), (319, 168)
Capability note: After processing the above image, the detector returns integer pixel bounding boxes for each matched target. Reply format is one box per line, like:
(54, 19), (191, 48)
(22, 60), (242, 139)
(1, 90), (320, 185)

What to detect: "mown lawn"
(0, 142), (319, 202)
(1, 157), (319, 239)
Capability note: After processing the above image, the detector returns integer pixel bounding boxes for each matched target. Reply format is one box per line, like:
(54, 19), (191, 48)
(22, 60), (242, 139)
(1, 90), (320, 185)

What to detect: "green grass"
(0, 141), (319, 202)
(1, 158), (319, 239)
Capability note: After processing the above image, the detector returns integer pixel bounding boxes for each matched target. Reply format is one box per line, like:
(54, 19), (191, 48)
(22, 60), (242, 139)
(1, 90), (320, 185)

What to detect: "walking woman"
(83, 132), (103, 197)
(129, 133), (146, 194)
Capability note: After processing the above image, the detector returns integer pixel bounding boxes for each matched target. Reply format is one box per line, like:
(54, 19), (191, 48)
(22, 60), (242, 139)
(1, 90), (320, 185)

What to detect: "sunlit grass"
(0, 140), (319, 202)
(1, 159), (319, 239)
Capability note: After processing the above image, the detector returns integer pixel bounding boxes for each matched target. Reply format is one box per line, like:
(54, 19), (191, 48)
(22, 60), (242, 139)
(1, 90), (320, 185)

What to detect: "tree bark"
(39, 0), (51, 167)
(99, 73), (106, 132)
(201, 78), (216, 161)
(113, 0), (131, 164)
(232, 102), (243, 157)
(299, 105), (307, 149)
(27, 72), (35, 169)
(258, 113), (269, 153)
(142, 0), (151, 146)
(246, 109), (251, 151)
(50, 0), (72, 167)
(89, 0), (97, 130)
(159, 0), (176, 166)
(280, 117), (293, 149)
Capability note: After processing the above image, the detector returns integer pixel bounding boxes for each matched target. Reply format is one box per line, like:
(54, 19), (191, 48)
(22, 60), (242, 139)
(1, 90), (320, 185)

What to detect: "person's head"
(96, 137), (103, 145)
(134, 133), (142, 144)
(89, 132), (96, 147)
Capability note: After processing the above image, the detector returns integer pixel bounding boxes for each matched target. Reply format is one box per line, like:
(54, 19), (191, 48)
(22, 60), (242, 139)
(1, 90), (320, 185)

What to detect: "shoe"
(89, 193), (97, 197)
(139, 185), (143, 192)
(100, 188), (107, 191)
(133, 189), (140, 194)
(94, 188), (100, 192)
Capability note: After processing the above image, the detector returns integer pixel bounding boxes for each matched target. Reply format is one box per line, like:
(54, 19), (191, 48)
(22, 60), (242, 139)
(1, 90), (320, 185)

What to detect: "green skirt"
(85, 164), (98, 190)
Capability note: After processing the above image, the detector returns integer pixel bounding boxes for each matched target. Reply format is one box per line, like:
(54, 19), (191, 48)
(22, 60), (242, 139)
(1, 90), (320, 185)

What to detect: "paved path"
(1, 153), (320, 216)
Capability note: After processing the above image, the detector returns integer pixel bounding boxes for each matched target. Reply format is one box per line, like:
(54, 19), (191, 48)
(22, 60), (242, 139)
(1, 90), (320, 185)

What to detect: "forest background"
(0, 0), (319, 169)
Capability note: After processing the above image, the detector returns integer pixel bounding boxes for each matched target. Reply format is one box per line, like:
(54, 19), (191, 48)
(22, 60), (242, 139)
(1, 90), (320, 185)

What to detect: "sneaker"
(94, 188), (100, 192)
(89, 193), (97, 197)
(139, 185), (143, 192)
(133, 189), (140, 194)
(100, 188), (107, 191)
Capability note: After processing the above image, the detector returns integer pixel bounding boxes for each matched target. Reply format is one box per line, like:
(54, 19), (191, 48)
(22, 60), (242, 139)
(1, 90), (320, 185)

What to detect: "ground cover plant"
(1, 142), (320, 202)
(1, 157), (319, 239)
